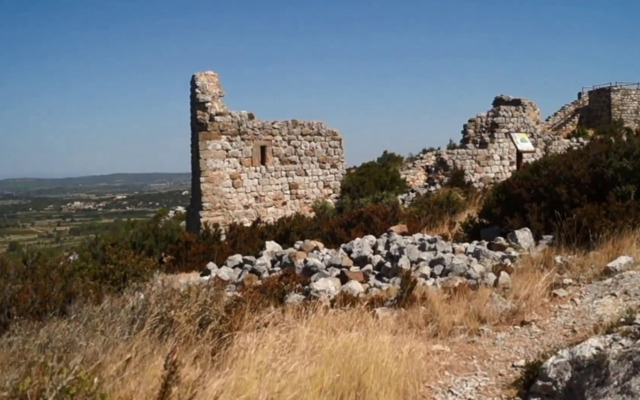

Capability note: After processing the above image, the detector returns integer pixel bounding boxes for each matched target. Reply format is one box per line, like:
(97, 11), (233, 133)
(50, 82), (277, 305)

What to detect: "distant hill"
(0, 173), (191, 195)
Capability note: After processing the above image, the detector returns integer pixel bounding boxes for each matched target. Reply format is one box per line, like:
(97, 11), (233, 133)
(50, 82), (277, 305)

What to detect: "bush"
(311, 199), (337, 220)
(446, 166), (473, 193)
(167, 202), (403, 272)
(404, 188), (467, 232)
(376, 150), (404, 170)
(319, 202), (402, 246)
(478, 129), (640, 246)
(337, 157), (408, 211)
(0, 210), (186, 333)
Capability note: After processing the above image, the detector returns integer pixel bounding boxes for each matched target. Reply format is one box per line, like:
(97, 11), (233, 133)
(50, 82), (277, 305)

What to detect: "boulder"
(483, 272), (497, 287)
(309, 277), (341, 299)
(434, 240), (453, 254)
(225, 254), (244, 269)
(507, 228), (535, 252)
(416, 263), (432, 279)
(497, 271), (511, 288)
(216, 266), (239, 282)
(200, 261), (218, 277)
(527, 331), (640, 400)
(342, 238), (373, 266)
(472, 246), (495, 263)
(340, 256), (354, 268)
(446, 254), (469, 277)
(252, 255), (271, 277)
(285, 293), (306, 305)
(301, 257), (325, 277)
(488, 237), (510, 252)
(341, 280), (365, 296)
(432, 264), (445, 277)
(403, 244), (421, 263)
(338, 270), (366, 284)
(301, 239), (324, 253)
(604, 255), (635, 275)
(263, 240), (283, 258)
(396, 255), (411, 271)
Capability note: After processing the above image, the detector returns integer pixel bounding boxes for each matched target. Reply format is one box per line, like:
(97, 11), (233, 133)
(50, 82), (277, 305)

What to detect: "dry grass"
(557, 230), (640, 279)
(196, 309), (435, 400)
(0, 271), (552, 400)
(3, 230), (640, 399)
(422, 189), (487, 240)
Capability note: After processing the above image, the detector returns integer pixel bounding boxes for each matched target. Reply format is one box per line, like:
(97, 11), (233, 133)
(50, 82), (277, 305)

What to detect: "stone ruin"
(187, 73), (640, 229)
(401, 96), (583, 192)
(545, 83), (640, 134)
(401, 83), (640, 194)
(187, 71), (346, 233)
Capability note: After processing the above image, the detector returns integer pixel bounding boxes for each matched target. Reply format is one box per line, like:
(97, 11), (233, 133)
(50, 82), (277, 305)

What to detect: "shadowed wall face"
(187, 71), (346, 232)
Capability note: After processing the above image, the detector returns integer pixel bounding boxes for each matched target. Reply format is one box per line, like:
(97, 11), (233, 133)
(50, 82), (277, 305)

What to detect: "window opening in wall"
(260, 145), (267, 166)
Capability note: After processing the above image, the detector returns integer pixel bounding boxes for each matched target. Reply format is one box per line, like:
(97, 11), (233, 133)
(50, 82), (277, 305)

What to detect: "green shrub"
(311, 199), (337, 220)
(478, 129), (640, 246)
(337, 157), (408, 211)
(167, 202), (403, 271)
(319, 202), (402, 246)
(0, 210), (185, 333)
(446, 166), (472, 193)
(376, 150), (405, 170)
(405, 188), (467, 232)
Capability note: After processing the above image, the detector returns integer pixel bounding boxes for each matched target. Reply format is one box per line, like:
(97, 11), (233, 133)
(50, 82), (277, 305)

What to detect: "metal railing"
(582, 81), (640, 92)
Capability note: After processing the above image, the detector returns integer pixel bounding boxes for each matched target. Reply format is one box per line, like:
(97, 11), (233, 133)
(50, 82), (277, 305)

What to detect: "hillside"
(0, 173), (191, 195)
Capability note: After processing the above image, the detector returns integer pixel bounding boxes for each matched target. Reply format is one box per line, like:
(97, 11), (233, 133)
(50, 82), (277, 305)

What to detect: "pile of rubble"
(201, 227), (550, 301)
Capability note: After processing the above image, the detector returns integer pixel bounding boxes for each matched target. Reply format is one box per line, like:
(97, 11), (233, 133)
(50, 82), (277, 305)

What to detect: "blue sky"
(1, 0), (640, 178)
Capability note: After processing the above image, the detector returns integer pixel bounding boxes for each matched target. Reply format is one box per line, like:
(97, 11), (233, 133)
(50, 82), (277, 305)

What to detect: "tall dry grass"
(3, 230), (640, 399)
(421, 189), (487, 240)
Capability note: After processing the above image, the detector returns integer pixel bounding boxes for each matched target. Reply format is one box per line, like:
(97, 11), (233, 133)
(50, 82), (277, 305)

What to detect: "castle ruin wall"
(402, 95), (587, 191)
(188, 71), (346, 232)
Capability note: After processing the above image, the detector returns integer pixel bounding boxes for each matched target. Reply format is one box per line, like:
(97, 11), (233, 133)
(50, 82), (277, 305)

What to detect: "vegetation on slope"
(5, 141), (640, 398)
(477, 122), (640, 247)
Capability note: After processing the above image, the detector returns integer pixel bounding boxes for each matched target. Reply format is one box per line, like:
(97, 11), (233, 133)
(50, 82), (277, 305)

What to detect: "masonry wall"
(580, 86), (640, 129)
(401, 95), (587, 191)
(542, 93), (588, 135)
(584, 88), (613, 128)
(188, 71), (346, 232)
(403, 85), (640, 193)
(611, 88), (640, 129)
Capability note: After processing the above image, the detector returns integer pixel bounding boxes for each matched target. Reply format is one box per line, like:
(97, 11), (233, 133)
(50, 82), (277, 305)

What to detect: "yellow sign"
(509, 133), (535, 153)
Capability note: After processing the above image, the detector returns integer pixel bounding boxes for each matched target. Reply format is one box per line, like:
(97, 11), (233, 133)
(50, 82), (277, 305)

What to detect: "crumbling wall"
(188, 71), (346, 232)
(461, 95), (542, 149)
(402, 95), (587, 192)
(543, 93), (589, 135)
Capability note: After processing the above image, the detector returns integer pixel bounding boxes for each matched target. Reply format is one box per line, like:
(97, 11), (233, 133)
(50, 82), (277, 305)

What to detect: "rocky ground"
(200, 226), (544, 301)
(431, 269), (640, 400)
(177, 227), (640, 399)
